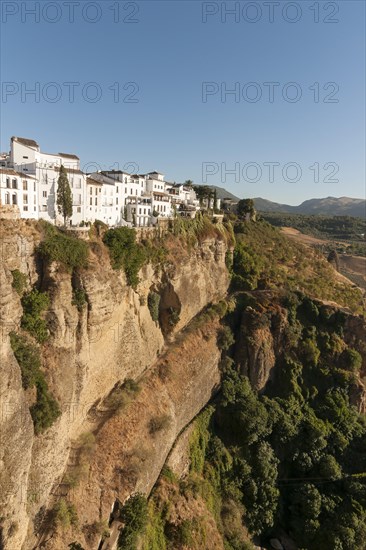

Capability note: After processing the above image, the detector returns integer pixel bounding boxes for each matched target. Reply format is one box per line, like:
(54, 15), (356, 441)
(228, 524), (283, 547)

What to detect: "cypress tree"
(56, 165), (73, 226)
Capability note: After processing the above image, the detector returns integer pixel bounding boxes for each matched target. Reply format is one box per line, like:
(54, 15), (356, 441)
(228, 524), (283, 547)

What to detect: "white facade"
(0, 169), (38, 219)
(1, 137), (204, 227)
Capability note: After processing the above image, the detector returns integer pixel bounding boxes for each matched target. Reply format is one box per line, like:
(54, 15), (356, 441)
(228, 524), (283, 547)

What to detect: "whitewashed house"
(8, 137), (87, 226)
(0, 168), (38, 219)
(1, 136), (203, 228)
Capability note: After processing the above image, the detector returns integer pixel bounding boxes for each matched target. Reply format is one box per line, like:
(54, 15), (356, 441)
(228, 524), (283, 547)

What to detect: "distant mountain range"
(199, 186), (365, 218)
(253, 196), (366, 218)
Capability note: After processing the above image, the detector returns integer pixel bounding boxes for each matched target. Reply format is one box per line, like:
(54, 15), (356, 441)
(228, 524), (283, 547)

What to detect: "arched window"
(5, 192), (10, 204)
(12, 194), (17, 205)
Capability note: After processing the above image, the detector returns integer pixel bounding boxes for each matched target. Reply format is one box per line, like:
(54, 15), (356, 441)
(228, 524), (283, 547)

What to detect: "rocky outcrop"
(0, 220), (229, 550)
(234, 301), (287, 391)
(45, 320), (222, 549)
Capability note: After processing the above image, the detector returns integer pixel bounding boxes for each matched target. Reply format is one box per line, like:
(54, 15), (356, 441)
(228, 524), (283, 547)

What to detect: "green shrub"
(300, 338), (321, 366)
(232, 243), (263, 290)
(167, 307), (180, 327)
(38, 230), (88, 269)
(30, 377), (61, 434)
(148, 291), (160, 322)
(103, 227), (146, 288)
(117, 494), (148, 550)
(53, 498), (78, 529)
(340, 348), (362, 372)
(217, 326), (235, 351)
(10, 332), (41, 389)
(21, 290), (50, 343)
(10, 332), (60, 434)
(72, 288), (87, 310)
(11, 270), (27, 295)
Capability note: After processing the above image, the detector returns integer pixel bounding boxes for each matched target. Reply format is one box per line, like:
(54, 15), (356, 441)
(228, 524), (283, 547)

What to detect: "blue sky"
(1, 0), (365, 203)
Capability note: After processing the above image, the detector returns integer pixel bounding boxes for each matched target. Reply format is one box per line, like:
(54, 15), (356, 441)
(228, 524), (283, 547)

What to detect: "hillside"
(0, 216), (365, 550)
(254, 196), (366, 218)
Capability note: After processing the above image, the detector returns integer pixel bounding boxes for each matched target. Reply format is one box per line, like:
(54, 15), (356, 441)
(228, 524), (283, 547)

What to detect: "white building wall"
(0, 170), (38, 219)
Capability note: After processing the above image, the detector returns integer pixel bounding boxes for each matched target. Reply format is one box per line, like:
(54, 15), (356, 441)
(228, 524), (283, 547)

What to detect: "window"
(139, 208), (141, 214)
(23, 194), (28, 204)
(23, 156), (28, 159)
(116, 197), (118, 205)
(12, 179), (17, 189)
(95, 197), (97, 205)
(34, 196), (37, 204)
(90, 197), (93, 206)
(75, 178), (81, 189)
(23, 206), (28, 211)
(23, 180), (28, 190)
(90, 188), (93, 195)
(43, 191), (47, 198)
(12, 194), (17, 205)
(5, 193), (10, 204)
(78, 194), (81, 204)
(6, 178), (10, 188)
(34, 182), (36, 191)
(130, 189), (132, 195)
(125, 187), (127, 194)
(77, 207), (81, 213)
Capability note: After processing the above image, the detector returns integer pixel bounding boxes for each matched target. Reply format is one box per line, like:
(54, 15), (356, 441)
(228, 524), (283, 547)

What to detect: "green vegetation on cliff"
(135, 218), (365, 550)
(38, 223), (89, 269)
(232, 220), (364, 314)
(10, 332), (60, 434)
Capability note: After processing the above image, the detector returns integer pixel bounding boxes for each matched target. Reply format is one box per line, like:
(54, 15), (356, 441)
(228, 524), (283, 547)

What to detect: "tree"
(184, 179), (193, 187)
(56, 165), (73, 226)
(213, 189), (219, 213)
(237, 199), (255, 220)
(327, 249), (340, 271)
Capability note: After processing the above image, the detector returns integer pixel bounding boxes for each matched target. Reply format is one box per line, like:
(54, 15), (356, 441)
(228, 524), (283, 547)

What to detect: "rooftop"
(11, 136), (39, 149)
(0, 168), (36, 178)
(59, 153), (79, 160)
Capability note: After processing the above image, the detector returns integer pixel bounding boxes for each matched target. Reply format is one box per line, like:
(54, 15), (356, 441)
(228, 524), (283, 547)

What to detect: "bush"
(21, 290), (50, 343)
(232, 243), (263, 290)
(148, 414), (171, 435)
(10, 332), (41, 389)
(217, 326), (235, 350)
(11, 270), (27, 295)
(104, 378), (141, 412)
(38, 229), (88, 269)
(148, 291), (160, 322)
(72, 288), (87, 310)
(53, 498), (78, 529)
(340, 348), (362, 372)
(30, 377), (61, 434)
(117, 494), (148, 550)
(103, 227), (146, 288)
(10, 332), (60, 434)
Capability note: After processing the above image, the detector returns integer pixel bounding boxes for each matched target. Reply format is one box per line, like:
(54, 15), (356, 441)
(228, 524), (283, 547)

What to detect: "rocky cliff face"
(0, 220), (229, 550)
